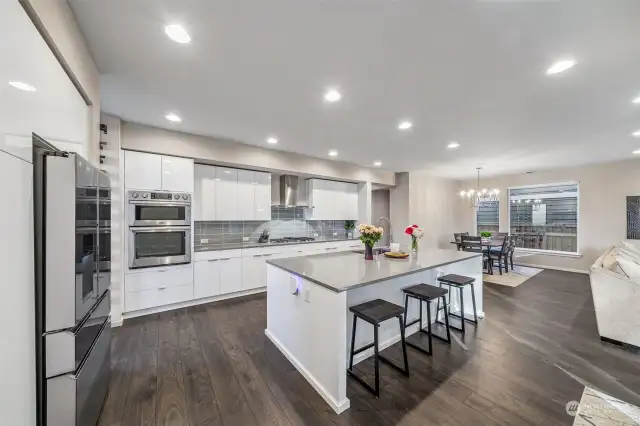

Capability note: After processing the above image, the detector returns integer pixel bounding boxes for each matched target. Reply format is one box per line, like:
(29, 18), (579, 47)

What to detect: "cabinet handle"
(253, 254), (263, 257)
(219, 258), (231, 261)
(158, 287), (167, 290)
(263, 254), (272, 257)
(157, 269), (167, 273)
(207, 259), (219, 262)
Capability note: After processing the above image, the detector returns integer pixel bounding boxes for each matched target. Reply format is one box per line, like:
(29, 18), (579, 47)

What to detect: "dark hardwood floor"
(98, 269), (640, 426)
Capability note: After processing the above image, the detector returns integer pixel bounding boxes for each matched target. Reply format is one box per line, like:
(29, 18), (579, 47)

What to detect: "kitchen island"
(265, 249), (483, 413)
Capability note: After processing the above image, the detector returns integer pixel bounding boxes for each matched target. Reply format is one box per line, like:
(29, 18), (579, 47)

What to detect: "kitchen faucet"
(378, 216), (393, 245)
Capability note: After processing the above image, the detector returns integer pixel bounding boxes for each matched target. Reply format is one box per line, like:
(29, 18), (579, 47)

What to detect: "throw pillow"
(617, 256), (640, 280)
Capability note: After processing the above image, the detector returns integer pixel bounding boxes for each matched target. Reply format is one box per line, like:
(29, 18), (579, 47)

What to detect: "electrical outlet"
(314, 233), (318, 237)
(200, 238), (209, 244)
(289, 277), (298, 295)
(333, 232), (338, 236)
(243, 237), (249, 242)
(304, 288), (311, 302)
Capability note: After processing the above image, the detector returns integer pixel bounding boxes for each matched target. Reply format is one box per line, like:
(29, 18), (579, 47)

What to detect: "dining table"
(450, 239), (504, 248)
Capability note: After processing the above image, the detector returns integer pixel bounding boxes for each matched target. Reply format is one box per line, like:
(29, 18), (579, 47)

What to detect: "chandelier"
(459, 168), (500, 208)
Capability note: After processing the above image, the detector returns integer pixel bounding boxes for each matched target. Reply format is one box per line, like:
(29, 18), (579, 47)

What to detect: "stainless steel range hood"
(277, 175), (308, 207)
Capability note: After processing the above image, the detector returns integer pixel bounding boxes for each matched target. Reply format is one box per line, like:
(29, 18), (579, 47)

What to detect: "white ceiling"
(69, 0), (640, 178)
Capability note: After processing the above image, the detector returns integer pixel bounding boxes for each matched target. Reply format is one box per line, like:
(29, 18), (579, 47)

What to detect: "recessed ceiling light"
(398, 120), (413, 130)
(447, 141), (460, 149)
(165, 113), (182, 122)
(633, 149), (640, 155)
(373, 161), (382, 166)
(546, 59), (576, 75)
(632, 95), (640, 104)
(8, 81), (36, 92)
(267, 137), (278, 144)
(165, 24), (191, 44)
(324, 89), (341, 103)
(632, 130), (640, 137)
(328, 150), (338, 157)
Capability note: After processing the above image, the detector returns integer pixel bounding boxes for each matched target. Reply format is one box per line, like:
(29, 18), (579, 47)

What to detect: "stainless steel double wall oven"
(127, 190), (192, 268)
(33, 136), (111, 426)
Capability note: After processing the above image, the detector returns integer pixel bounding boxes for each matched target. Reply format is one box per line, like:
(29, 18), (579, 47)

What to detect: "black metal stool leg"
(403, 293), (409, 329)
(426, 301), (433, 354)
(443, 296), (451, 343)
(373, 324), (380, 397)
(349, 315), (357, 370)
(459, 286), (466, 334)
(470, 283), (478, 324)
(398, 316), (409, 376)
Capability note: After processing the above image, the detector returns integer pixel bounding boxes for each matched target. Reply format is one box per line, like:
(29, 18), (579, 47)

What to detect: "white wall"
(121, 121), (395, 186)
(390, 172), (411, 248)
(457, 158), (640, 272)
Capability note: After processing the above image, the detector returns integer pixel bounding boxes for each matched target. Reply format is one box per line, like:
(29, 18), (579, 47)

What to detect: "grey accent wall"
(371, 189), (391, 246)
(194, 206), (348, 251)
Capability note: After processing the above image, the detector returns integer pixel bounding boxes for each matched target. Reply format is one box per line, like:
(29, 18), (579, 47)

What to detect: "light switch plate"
(333, 232), (338, 236)
(304, 288), (311, 302)
(200, 238), (209, 244)
(243, 237), (249, 242)
(289, 277), (297, 295)
(313, 233), (318, 237)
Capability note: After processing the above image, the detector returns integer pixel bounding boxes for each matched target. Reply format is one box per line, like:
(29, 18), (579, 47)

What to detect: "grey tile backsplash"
(194, 206), (350, 251)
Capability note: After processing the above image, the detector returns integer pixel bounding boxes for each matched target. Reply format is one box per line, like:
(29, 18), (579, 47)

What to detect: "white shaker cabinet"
(162, 156), (194, 193)
(194, 165), (217, 220)
(194, 260), (220, 299)
(242, 255), (265, 291)
(306, 179), (359, 220)
(344, 182), (359, 220)
(237, 169), (255, 220)
(254, 171), (272, 220)
(215, 167), (239, 220)
(125, 151), (162, 191)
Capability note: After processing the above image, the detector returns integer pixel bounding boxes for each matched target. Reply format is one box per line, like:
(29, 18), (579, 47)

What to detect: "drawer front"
(194, 249), (242, 261)
(125, 284), (193, 312)
(126, 265), (193, 293)
(242, 246), (286, 257)
(47, 321), (111, 426)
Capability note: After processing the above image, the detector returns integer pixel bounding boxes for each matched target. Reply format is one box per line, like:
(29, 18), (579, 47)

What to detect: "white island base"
(265, 250), (483, 413)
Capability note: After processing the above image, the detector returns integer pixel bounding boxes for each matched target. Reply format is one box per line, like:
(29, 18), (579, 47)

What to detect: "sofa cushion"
(618, 242), (640, 263)
(617, 256), (640, 280)
(602, 251), (628, 276)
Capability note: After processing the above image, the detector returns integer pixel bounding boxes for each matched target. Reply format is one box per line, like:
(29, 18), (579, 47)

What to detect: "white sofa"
(589, 241), (640, 348)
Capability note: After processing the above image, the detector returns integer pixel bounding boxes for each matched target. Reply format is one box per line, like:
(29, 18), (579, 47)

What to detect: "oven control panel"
(128, 190), (191, 202)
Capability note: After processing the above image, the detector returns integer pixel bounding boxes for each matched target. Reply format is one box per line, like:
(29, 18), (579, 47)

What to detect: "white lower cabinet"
(218, 257), (243, 295)
(125, 264), (194, 312)
(194, 260), (220, 299)
(242, 255), (265, 291)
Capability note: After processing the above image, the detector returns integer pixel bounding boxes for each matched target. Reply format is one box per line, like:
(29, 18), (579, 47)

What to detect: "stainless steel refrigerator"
(33, 134), (111, 426)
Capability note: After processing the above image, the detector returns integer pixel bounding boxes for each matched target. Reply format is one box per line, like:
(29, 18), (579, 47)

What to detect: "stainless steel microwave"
(127, 190), (191, 227)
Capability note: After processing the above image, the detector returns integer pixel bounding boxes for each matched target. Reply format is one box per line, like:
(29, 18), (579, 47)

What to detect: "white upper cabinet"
(125, 151), (194, 192)
(254, 172), (272, 220)
(194, 164), (217, 221)
(215, 167), (239, 220)
(237, 169), (255, 221)
(161, 156), (194, 193)
(125, 151), (162, 191)
(306, 179), (359, 220)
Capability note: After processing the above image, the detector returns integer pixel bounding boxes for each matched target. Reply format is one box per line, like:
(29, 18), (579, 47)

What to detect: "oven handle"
(129, 226), (191, 233)
(129, 201), (191, 206)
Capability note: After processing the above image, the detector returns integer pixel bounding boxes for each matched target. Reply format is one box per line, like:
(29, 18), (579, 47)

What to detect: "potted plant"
(344, 220), (356, 239)
(480, 231), (492, 241)
(405, 224), (424, 252)
(358, 224), (384, 260)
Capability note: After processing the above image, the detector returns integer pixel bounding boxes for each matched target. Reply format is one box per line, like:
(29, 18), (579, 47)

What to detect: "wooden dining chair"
(461, 236), (491, 274)
(453, 232), (469, 251)
(488, 237), (510, 275)
(507, 235), (518, 270)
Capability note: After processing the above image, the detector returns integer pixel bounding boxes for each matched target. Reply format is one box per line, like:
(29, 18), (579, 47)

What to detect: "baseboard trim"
(123, 288), (266, 321)
(111, 318), (123, 328)
(265, 329), (350, 414)
(515, 262), (589, 275)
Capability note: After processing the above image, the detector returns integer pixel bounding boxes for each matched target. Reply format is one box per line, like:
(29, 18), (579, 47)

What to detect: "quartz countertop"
(266, 249), (482, 293)
(195, 238), (362, 252)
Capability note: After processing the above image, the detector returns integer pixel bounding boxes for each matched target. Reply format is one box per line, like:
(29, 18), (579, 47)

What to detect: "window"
(476, 201), (499, 235)
(508, 183), (578, 253)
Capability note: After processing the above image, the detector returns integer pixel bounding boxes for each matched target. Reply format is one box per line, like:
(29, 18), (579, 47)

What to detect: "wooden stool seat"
(402, 284), (448, 301)
(438, 274), (475, 287)
(436, 274), (478, 334)
(349, 299), (406, 324)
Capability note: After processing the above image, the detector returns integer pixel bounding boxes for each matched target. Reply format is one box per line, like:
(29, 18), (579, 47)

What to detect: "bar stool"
(402, 284), (451, 356)
(436, 274), (478, 334)
(347, 299), (410, 397)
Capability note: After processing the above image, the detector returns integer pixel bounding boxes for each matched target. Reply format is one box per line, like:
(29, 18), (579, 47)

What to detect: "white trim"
(122, 288), (266, 320)
(506, 180), (579, 190)
(265, 329), (351, 414)
(514, 262), (588, 274)
(111, 318), (123, 328)
(515, 248), (582, 258)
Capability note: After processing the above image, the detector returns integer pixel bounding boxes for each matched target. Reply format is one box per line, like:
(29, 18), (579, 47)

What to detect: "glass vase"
(364, 244), (374, 260)
(411, 236), (419, 253)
